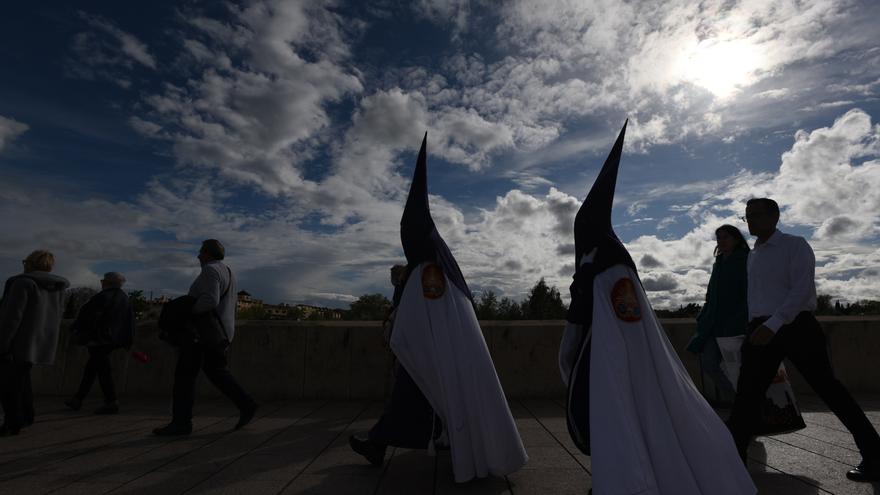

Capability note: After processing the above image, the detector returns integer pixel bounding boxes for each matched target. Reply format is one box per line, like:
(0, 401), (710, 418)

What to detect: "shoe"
(235, 402), (258, 430)
(94, 401), (119, 415)
(846, 459), (880, 482)
(64, 397), (82, 411)
(152, 422), (192, 436)
(0, 424), (21, 437)
(349, 435), (386, 466)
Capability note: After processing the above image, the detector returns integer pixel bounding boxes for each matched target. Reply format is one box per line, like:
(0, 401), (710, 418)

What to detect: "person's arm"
(763, 238), (816, 333)
(0, 279), (30, 355)
(191, 268), (222, 315)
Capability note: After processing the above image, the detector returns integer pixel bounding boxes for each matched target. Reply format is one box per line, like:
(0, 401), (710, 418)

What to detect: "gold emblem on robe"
(422, 263), (446, 299)
(611, 278), (642, 322)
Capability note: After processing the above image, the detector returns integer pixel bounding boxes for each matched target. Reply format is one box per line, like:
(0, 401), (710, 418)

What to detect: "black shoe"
(846, 459), (880, 482)
(349, 435), (386, 466)
(0, 424), (21, 437)
(94, 402), (119, 415)
(235, 402), (258, 430)
(152, 422), (192, 436)
(64, 397), (82, 411)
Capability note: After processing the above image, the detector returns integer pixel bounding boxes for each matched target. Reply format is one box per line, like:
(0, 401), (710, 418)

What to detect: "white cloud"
(66, 12), (157, 88)
(0, 115), (28, 152)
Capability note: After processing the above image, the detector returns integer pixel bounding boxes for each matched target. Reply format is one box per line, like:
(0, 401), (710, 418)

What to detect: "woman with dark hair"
(688, 225), (750, 405)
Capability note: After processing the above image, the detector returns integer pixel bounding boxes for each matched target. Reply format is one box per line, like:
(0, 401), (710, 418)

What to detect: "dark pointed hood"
(566, 120), (636, 324)
(400, 133), (472, 301)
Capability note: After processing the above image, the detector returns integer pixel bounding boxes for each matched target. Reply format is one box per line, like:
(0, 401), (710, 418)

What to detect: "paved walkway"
(1, 395), (879, 494)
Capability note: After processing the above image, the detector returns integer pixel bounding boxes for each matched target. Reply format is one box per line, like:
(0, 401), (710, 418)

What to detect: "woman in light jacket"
(688, 225), (750, 406)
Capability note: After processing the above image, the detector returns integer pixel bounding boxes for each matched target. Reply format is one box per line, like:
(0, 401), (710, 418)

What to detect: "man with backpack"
(153, 239), (257, 435)
(65, 271), (134, 414)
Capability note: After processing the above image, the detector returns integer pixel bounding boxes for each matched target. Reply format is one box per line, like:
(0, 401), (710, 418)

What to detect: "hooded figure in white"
(390, 134), (528, 482)
(559, 122), (756, 495)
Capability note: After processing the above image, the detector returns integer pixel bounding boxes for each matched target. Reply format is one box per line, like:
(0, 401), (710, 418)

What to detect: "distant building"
(295, 304), (343, 320)
(237, 290), (263, 311)
(264, 303), (290, 319)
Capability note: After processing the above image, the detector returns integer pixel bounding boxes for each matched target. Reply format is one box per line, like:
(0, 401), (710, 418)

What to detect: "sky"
(1, 0), (879, 309)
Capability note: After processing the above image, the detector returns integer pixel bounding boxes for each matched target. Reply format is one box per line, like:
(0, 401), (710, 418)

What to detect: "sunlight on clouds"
(683, 38), (764, 99)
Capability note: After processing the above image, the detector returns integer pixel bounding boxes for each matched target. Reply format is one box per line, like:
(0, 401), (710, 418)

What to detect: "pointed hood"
(566, 120), (636, 325)
(400, 133), (472, 301)
(573, 120), (632, 267)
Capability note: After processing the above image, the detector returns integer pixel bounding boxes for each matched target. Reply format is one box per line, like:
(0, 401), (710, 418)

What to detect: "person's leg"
(170, 345), (203, 426)
(21, 364), (34, 426)
(93, 346), (117, 404)
(728, 328), (786, 460)
(201, 344), (256, 426)
(0, 362), (23, 433)
(784, 314), (880, 461)
(700, 339), (737, 404)
(75, 348), (101, 400)
(368, 361), (435, 449)
(2, 363), (25, 435)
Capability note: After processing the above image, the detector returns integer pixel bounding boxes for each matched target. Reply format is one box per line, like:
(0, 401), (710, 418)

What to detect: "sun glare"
(683, 39), (763, 99)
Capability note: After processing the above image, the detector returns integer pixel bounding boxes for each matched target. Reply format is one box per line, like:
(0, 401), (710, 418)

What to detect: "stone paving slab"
(1, 395), (879, 494)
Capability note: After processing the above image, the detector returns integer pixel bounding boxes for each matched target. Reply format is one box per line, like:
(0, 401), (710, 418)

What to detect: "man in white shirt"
(153, 239), (257, 436)
(728, 198), (880, 482)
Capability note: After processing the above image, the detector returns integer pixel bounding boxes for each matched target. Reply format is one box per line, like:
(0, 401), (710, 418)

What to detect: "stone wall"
(32, 317), (880, 399)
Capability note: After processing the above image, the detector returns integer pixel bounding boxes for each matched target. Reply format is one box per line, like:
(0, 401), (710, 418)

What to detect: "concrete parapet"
(32, 317), (880, 400)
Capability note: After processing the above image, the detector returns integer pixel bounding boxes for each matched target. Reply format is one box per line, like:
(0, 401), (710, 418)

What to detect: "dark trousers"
(729, 312), (880, 459)
(171, 343), (253, 425)
(75, 345), (117, 402)
(369, 360), (438, 449)
(0, 362), (34, 430)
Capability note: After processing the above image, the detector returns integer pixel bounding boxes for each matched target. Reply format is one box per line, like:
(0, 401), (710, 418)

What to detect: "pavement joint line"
(790, 429), (862, 454)
(758, 434), (858, 468)
(746, 443), (837, 493)
(504, 474), (514, 494)
(100, 403), (271, 495)
(747, 459), (836, 495)
(517, 399), (592, 475)
(178, 400), (330, 495)
(49, 401), (294, 495)
(0, 414), (167, 482)
(432, 447), (439, 495)
(274, 400), (375, 495)
(369, 446), (397, 495)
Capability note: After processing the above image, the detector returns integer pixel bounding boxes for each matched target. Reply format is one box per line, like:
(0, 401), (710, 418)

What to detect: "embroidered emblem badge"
(422, 263), (446, 299)
(611, 278), (642, 322)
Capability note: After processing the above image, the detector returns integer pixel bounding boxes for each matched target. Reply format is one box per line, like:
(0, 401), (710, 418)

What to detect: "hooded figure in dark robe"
(352, 134), (528, 482)
(558, 122), (756, 495)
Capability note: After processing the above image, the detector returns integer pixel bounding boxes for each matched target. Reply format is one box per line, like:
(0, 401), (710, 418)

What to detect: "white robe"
(391, 262), (529, 482)
(561, 264), (756, 495)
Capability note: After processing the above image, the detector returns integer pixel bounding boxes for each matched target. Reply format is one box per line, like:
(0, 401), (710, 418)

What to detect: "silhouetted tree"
(497, 297), (522, 320)
(816, 294), (834, 315)
(127, 290), (149, 319)
(475, 291), (500, 320)
(347, 293), (392, 320)
(520, 278), (567, 319)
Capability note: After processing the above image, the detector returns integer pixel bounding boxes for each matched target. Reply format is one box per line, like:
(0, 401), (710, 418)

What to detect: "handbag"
(716, 336), (807, 435)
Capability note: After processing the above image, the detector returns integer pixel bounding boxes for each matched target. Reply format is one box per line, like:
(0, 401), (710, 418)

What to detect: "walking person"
(0, 250), (69, 436)
(153, 239), (258, 436)
(727, 198), (880, 481)
(688, 225), (750, 406)
(65, 272), (135, 415)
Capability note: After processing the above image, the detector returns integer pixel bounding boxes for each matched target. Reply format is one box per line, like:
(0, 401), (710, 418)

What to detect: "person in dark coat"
(64, 272), (135, 415)
(0, 250), (69, 436)
(687, 225), (750, 405)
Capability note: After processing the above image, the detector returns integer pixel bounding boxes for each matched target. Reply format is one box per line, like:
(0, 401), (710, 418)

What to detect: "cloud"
(642, 273), (679, 292)
(135, 0), (364, 196)
(66, 12), (157, 88)
(639, 254), (664, 269)
(82, 13), (157, 69)
(0, 115), (28, 152)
